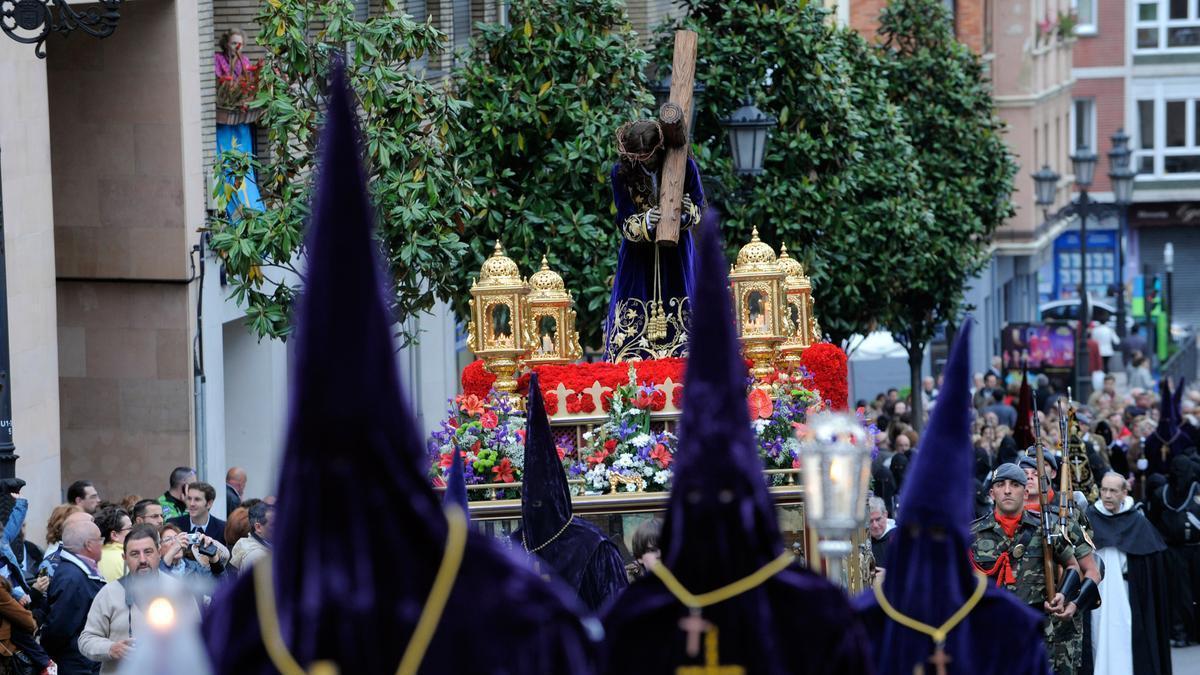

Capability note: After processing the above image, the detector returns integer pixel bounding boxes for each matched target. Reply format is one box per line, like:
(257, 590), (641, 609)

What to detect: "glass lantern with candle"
(729, 227), (787, 386)
(524, 255), (582, 366)
(796, 412), (873, 585)
(467, 242), (531, 401)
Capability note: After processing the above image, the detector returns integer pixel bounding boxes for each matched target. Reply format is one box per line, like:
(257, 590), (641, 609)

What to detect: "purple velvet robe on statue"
(603, 158), (704, 360)
(202, 64), (595, 674)
(853, 320), (1051, 675)
(601, 210), (870, 674)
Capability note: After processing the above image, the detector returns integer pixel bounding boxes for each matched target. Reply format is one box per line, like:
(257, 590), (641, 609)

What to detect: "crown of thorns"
(615, 120), (665, 164)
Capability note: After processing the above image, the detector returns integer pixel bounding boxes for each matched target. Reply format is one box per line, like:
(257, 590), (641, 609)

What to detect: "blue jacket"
(42, 550), (105, 675)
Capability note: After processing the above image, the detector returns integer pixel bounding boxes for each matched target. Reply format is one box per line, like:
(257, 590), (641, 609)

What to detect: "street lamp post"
(1071, 145), (1097, 401)
(650, 73), (706, 139)
(1164, 243), (1174, 339)
(0, 150), (15, 479)
(1108, 129), (1136, 351)
(717, 96), (777, 219)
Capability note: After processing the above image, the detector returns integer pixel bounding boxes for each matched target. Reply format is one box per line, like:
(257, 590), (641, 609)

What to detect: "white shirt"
(1091, 323), (1120, 357)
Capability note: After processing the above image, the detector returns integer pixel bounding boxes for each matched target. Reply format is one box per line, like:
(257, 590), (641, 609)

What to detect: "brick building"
(1070, 0), (1200, 330)
(844, 0), (1078, 375)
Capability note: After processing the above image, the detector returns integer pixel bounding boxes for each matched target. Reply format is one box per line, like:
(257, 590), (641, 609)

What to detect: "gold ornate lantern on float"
(729, 227), (787, 386)
(524, 255), (582, 366)
(467, 242), (531, 400)
(777, 243), (815, 372)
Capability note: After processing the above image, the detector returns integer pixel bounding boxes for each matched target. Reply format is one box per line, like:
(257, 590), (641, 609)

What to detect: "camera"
(184, 532), (219, 558)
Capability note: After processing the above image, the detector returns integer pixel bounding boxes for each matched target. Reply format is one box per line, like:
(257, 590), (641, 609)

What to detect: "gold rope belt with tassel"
(872, 571), (987, 646)
(650, 551), (794, 609)
(253, 505), (468, 675)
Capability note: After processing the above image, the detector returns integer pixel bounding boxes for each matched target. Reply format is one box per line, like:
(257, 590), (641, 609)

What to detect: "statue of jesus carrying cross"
(603, 31), (707, 363)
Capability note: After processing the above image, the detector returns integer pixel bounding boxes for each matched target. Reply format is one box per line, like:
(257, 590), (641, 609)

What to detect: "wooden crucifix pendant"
(912, 640), (952, 675)
(676, 626), (745, 675)
(678, 607), (709, 658)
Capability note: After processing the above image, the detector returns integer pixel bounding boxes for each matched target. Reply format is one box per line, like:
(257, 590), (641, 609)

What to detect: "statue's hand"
(646, 207), (661, 233)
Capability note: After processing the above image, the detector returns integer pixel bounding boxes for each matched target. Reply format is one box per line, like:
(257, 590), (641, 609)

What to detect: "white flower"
(507, 446), (525, 470)
(624, 482), (638, 492)
(753, 419), (770, 433)
(631, 433), (652, 448)
(654, 470), (670, 485)
(641, 464), (655, 477)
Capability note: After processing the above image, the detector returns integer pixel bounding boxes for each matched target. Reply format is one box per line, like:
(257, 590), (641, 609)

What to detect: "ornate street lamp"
(1070, 145), (1098, 400)
(650, 71), (706, 135)
(796, 413), (873, 586)
(1, 0), (123, 58)
(719, 97), (777, 177)
(1031, 165), (1060, 215)
(1108, 129), (1136, 342)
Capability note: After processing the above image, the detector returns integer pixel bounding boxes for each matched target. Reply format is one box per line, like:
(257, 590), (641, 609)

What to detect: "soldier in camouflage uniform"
(1018, 454), (1104, 674)
(971, 463), (1091, 675)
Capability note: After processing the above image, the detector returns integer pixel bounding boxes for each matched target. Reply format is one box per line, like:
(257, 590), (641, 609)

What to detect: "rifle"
(1057, 399), (1072, 522)
(1031, 392), (1057, 600)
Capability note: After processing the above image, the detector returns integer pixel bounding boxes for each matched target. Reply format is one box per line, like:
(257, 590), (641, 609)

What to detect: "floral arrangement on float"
(577, 366), (679, 494)
(434, 343), (851, 496)
(427, 391), (557, 501)
(749, 370), (821, 485)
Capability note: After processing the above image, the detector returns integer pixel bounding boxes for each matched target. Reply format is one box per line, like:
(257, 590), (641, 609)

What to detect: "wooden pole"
(655, 30), (698, 247)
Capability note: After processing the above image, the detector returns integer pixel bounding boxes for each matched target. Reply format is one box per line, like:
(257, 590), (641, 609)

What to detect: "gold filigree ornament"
(525, 255), (583, 366)
(608, 296), (691, 362)
(467, 242), (531, 406)
(777, 243), (818, 373)
(729, 228), (787, 387)
(609, 472), (647, 493)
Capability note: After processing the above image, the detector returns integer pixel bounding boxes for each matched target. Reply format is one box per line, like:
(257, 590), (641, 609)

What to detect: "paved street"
(1173, 644), (1200, 670)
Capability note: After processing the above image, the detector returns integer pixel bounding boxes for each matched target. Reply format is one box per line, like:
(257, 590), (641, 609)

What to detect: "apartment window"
(1072, 0), (1096, 34)
(452, 0), (471, 59)
(1071, 99), (1096, 153)
(1134, 89), (1200, 176)
(1135, 0), (1200, 50)
(499, 1), (510, 27)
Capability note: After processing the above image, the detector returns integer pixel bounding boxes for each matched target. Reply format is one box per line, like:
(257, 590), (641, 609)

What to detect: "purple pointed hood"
(521, 373), (573, 545)
(659, 209), (782, 588)
(893, 319), (976, 534)
(267, 62), (447, 668)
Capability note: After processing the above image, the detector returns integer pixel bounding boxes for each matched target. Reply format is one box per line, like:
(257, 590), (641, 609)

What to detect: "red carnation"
(650, 390), (666, 411)
(603, 438), (618, 452)
(543, 392), (559, 415)
(801, 342), (849, 411)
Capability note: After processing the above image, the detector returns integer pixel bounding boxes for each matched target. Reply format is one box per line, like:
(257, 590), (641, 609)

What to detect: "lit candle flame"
(146, 597), (176, 631)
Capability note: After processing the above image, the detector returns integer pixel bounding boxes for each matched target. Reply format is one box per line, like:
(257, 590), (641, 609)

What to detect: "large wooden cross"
(655, 30), (698, 246)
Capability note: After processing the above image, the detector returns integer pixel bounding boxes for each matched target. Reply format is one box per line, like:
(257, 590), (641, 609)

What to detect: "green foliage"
(657, 0), (929, 343)
(209, 0), (481, 342)
(876, 0), (1017, 349)
(452, 0), (652, 348)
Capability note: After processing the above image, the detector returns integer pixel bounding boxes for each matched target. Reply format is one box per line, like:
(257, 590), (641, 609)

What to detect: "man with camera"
(78, 524), (199, 673)
(157, 523), (229, 582)
(165, 482), (227, 547)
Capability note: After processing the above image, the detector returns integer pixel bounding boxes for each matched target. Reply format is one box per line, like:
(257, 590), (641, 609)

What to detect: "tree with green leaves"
(876, 0), (1018, 428)
(210, 0), (480, 342)
(654, 0), (929, 346)
(451, 0), (651, 348)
